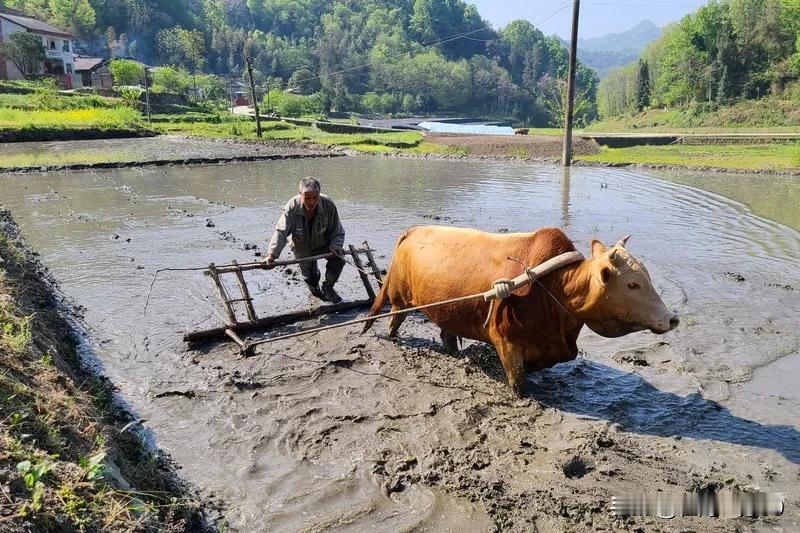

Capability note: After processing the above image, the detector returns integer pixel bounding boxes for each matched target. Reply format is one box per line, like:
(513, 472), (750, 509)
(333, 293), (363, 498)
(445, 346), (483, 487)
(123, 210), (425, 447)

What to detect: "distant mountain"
(572, 21), (662, 78)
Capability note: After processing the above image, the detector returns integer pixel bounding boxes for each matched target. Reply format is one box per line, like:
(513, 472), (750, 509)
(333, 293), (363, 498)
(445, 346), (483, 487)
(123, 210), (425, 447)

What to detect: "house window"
(49, 40), (56, 50)
(66, 63), (73, 74)
(62, 40), (70, 52)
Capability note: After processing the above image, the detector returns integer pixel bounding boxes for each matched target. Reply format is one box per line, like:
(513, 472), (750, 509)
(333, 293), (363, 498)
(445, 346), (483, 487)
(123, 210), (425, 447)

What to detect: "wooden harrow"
(183, 242), (382, 355)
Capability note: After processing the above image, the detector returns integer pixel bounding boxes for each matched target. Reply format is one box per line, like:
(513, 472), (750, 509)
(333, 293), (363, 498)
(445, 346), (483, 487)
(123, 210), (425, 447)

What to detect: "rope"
(244, 292), (483, 349)
(482, 279), (513, 328)
(243, 251), (585, 351)
(143, 250), (361, 315)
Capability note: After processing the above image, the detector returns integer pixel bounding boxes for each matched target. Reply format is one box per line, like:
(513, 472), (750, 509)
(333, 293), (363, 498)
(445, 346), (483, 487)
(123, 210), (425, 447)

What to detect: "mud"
(0, 208), (210, 530)
(0, 135), (339, 172)
(0, 156), (798, 531)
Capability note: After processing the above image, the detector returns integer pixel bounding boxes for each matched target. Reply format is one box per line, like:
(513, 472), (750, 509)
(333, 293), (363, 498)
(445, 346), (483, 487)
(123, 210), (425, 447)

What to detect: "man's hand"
(330, 245), (344, 257)
(262, 254), (277, 269)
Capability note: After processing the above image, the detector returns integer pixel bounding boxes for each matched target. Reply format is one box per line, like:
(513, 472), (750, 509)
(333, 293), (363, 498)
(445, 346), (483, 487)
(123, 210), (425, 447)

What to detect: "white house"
(0, 11), (75, 88)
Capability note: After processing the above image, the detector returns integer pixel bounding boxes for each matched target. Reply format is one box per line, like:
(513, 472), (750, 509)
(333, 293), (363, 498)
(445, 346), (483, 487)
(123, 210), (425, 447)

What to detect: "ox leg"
(495, 342), (526, 397)
(440, 330), (459, 355)
(388, 306), (407, 338)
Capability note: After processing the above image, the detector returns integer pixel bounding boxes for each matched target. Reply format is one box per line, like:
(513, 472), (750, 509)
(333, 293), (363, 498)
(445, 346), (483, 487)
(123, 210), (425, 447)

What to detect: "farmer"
(264, 177), (346, 303)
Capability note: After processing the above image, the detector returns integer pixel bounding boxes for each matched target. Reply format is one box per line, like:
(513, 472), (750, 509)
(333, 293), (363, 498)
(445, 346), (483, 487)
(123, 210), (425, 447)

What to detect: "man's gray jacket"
(267, 194), (345, 259)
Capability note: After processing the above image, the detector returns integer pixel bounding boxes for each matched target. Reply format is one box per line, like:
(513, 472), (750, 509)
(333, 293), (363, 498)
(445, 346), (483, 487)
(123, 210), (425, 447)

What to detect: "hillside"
(0, 0), (598, 125)
(570, 21), (661, 79)
(578, 20), (661, 54)
(598, 0), (800, 120)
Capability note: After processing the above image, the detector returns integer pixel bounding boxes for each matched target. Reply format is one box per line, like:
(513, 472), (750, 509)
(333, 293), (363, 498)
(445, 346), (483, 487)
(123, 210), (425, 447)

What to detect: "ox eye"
(627, 282), (640, 290)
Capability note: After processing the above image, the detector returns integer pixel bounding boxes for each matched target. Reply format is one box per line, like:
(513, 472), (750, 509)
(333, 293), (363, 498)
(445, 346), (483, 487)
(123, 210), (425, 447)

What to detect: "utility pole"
(562, 0), (580, 166)
(245, 57), (262, 138)
(143, 66), (152, 125)
(227, 73), (233, 114)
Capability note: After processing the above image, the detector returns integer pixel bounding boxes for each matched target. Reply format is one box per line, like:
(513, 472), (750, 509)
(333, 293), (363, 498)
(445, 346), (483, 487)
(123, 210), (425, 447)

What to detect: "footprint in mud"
(722, 271), (746, 282)
(561, 455), (592, 479)
(766, 282), (794, 291)
(611, 341), (671, 367)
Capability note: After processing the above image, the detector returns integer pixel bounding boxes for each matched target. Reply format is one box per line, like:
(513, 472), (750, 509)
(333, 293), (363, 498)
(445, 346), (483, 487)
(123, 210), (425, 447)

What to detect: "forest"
(4, 0), (800, 124)
(598, 0), (800, 119)
(0, 0), (599, 124)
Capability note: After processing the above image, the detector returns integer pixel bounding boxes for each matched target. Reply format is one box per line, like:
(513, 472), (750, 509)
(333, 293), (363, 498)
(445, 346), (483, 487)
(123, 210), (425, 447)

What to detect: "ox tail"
(361, 227), (414, 335)
(361, 277), (389, 334)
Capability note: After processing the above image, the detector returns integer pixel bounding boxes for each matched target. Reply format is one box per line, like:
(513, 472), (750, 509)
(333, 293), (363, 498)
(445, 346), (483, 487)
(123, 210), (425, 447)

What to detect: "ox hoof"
(440, 331), (459, 355)
(509, 380), (527, 398)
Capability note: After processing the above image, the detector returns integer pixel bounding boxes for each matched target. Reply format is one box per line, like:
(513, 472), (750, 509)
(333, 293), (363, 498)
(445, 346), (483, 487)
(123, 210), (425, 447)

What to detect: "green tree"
(287, 68), (319, 94)
(538, 74), (593, 128)
(109, 58), (144, 86)
(0, 32), (45, 79)
(196, 74), (225, 102)
(635, 59), (651, 111)
(46, 0), (95, 35)
(361, 91), (381, 113)
(156, 27), (206, 74)
(401, 93), (418, 113)
(152, 66), (191, 94)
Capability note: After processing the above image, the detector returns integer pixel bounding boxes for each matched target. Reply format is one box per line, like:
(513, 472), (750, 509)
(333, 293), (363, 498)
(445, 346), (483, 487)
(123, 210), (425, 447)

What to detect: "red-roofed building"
(0, 11), (75, 88)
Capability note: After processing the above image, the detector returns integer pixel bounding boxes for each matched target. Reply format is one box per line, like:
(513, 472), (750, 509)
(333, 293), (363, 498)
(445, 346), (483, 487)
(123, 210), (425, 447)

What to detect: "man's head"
(299, 176), (321, 212)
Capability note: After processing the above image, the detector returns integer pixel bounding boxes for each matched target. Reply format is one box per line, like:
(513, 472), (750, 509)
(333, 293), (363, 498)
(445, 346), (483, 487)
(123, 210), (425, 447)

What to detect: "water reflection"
(561, 166), (571, 227)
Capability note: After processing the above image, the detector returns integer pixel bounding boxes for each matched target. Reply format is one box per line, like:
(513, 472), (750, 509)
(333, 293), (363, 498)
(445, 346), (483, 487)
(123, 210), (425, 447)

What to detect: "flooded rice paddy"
(1, 152), (798, 531)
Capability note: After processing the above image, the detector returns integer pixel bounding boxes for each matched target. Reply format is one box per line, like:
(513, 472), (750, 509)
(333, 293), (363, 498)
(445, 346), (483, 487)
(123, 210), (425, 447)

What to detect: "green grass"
(0, 107), (141, 128)
(578, 143), (800, 171)
(588, 94), (800, 133)
(0, 92), (121, 111)
(0, 228), (204, 531)
(0, 107), (154, 142)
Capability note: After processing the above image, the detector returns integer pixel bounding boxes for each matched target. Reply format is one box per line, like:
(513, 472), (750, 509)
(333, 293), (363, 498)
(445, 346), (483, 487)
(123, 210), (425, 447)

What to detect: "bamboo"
(232, 259), (258, 322)
(225, 328), (246, 347)
(184, 299), (373, 343)
(209, 264), (237, 326)
(207, 248), (373, 275)
(362, 240), (383, 287)
(349, 244), (375, 300)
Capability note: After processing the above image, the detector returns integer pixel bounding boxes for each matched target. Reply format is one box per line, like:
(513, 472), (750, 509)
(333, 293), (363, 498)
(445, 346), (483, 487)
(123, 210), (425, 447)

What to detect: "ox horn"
(608, 248), (622, 266)
(616, 234), (631, 248)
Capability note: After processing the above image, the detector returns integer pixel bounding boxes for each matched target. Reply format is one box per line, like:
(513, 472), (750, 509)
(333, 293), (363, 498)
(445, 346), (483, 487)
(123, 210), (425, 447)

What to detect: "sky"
(468, 0), (708, 39)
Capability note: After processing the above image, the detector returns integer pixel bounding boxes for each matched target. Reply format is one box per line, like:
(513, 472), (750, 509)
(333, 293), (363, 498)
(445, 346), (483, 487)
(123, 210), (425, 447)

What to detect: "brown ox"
(363, 226), (679, 396)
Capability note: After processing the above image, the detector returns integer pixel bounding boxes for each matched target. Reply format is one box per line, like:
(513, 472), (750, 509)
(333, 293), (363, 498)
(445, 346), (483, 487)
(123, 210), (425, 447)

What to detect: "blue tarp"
(418, 121), (516, 136)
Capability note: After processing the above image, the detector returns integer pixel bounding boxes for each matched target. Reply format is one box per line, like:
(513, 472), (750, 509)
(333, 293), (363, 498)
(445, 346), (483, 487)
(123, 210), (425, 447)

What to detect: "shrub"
(361, 92), (381, 114)
(109, 59), (144, 86)
(264, 90), (322, 117)
(152, 66), (191, 94)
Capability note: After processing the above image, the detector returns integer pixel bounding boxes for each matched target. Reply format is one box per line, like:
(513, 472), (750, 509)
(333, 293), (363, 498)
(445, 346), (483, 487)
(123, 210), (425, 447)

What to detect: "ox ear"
(616, 234), (631, 248)
(591, 239), (607, 259)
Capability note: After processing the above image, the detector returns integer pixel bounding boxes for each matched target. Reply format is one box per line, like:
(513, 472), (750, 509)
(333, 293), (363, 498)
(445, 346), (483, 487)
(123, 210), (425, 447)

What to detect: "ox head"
(581, 235), (679, 337)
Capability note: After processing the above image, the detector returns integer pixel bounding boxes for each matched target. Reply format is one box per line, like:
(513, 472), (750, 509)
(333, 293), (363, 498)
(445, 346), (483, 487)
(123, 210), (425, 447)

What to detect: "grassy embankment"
(580, 94), (800, 170)
(0, 80), (460, 164)
(3, 79), (798, 171)
(0, 213), (208, 530)
(156, 114), (463, 155)
(579, 144), (800, 171)
(0, 81), (155, 142)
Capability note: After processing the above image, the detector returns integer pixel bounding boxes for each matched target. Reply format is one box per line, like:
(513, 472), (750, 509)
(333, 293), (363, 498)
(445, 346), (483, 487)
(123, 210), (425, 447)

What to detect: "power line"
(247, 0), (571, 78)
(585, 2), (705, 6)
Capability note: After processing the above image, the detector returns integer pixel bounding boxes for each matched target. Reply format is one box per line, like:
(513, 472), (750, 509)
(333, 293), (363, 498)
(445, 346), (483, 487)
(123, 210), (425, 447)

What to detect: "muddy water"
(1, 157), (799, 530)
